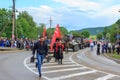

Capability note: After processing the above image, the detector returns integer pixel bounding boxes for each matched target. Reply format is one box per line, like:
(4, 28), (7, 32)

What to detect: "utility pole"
(12, 0), (16, 39)
(49, 17), (52, 28)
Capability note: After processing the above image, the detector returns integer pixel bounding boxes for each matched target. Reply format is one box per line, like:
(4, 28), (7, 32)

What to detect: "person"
(56, 39), (64, 64)
(112, 43), (115, 53)
(65, 39), (69, 53)
(97, 41), (100, 55)
(90, 42), (94, 51)
(108, 42), (111, 53)
(116, 45), (120, 55)
(53, 38), (59, 62)
(32, 36), (48, 77)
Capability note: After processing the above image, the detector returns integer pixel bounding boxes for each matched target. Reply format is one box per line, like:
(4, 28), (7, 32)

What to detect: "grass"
(108, 53), (120, 60)
(89, 35), (97, 40)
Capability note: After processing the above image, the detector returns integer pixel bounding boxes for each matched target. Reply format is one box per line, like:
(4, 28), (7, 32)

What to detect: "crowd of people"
(0, 37), (35, 50)
(97, 40), (120, 55)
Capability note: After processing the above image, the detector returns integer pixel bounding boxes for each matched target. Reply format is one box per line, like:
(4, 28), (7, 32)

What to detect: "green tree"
(60, 27), (68, 36)
(0, 8), (12, 37)
(69, 31), (81, 38)
(81, 30), (90, 38)
(37, 23), (45, 37)
(97, 33), (102, 40)
(16, 11), (37, 39)
(109, 26), (116, 43)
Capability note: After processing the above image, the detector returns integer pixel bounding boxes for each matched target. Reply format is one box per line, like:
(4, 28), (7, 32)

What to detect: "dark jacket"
(32, 41), (48, 55)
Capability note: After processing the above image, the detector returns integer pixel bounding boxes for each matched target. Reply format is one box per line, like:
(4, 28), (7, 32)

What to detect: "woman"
(56, 39), (64, 64)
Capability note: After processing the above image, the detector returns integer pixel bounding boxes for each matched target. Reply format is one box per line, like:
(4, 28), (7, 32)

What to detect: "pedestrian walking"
(90, 42), (94, 51)
(56, 38), (64, 64)
(53, 38), (59, 62)
(32, 36), (48, 77)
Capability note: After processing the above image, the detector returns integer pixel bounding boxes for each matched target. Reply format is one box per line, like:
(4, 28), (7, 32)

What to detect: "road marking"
(27, 62), (74, 66)
(42, 67), (87, 74)
(50, 70), (97, 80)
(30, 64), (80, 70)
(95, 74), (116, 80)
(23, 56), (50, 80)
(24, 49), (120, 80)
(70, 50), (120, 79)
(42, 64), (79, 69)
(43, 62), (74, 65)
(50, 59), (70, 62)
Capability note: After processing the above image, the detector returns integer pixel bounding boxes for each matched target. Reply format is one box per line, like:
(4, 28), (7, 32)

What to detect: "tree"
(59, 27), (68, 36)
(108, 19), (120, 42)
(37, 23), (46, 37)
(81, 30), (90, 38)
(69, 31), (81, 38)
(16, 11), (37, 39)
(97, 33), (102, 40)
(0, 8), (12, 37)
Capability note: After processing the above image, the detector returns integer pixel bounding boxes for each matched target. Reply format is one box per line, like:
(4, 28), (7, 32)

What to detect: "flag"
(43, 26), (46, 38)
(50, 24), (61, 50)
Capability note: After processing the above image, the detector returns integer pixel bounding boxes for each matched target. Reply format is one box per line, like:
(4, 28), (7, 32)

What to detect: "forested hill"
(77, 27), (106, 35)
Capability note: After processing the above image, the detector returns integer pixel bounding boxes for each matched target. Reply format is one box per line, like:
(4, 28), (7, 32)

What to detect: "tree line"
(0, 8), (90, 39)
(97, 19), (120, 42)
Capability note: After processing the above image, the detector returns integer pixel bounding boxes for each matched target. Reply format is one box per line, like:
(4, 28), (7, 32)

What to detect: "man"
(32, 36), (48, 77)
(97, 41), (100, 55)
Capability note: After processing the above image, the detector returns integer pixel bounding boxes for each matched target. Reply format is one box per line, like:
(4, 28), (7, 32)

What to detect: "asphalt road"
(0, 51), (40, 80)
(0, 47), (120, 80)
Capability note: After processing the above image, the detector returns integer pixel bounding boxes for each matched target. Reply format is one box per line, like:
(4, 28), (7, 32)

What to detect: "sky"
(0, 0), (120, 31)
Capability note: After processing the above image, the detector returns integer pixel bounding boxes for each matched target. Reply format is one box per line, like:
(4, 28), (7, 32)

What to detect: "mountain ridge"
(76, 27), (108, 35)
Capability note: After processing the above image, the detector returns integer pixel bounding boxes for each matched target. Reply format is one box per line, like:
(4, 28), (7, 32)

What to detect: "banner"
(50, 24), (61, 50)
(43, 26), (46, 38)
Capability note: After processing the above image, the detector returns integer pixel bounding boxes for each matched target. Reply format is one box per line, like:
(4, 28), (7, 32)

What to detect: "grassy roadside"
(107, 53), (120, 60)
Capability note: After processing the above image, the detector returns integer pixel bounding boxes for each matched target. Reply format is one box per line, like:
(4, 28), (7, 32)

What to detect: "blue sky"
(0, 0), (120, 31)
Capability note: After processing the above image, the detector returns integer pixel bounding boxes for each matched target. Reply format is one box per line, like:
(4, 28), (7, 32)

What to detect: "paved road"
(0, 51), (40, 80)
(1, 48), (120, 80)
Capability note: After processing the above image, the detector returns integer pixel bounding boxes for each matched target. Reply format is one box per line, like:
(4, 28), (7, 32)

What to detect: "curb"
(103, 53), (120, 64)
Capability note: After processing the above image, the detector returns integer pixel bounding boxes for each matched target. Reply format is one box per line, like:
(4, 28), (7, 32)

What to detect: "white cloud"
(54, 0), (101, 11)
(94, 5), (120, 18)
(18, 5), (66, 28)
(18, 0), (120, 30)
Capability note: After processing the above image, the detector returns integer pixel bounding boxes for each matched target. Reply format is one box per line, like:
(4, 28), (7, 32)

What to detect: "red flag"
(43, 26), (46, 38)
(55, 24), (61, 38)
(50, 24), (61, 50)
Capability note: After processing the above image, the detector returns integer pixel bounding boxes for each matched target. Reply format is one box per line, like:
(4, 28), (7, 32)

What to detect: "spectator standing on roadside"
(116, 45), (120, 55)
(97, 41), (100, 55)
(112, 43), (115, 53)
